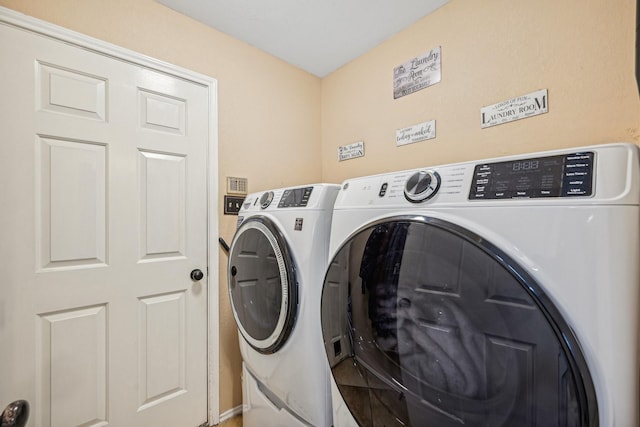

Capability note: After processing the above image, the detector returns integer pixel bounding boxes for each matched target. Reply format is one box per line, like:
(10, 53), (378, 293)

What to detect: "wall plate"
(224, 195), (245, 215)
(227, 177), (248, 195)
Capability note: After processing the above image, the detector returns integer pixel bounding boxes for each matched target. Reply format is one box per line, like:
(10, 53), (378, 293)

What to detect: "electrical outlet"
(224, 195), (245, 215)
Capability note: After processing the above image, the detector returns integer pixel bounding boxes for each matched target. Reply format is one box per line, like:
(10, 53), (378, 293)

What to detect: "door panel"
(37, 61), (107, 121)
(37, 137), (108, 269)
(0, 21), (209, 427)
(139, 151), (187, 260)
(138, 292), (187, 410)
(37, 305), (108, 427)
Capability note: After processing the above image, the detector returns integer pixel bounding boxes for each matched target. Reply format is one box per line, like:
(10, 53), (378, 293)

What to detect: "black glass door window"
(321, 216), (597, 427)
(229, 217), (297, 354)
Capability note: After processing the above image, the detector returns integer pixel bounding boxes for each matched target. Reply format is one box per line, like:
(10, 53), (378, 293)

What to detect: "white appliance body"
(321, 143), (639, 427)
(228, 184), (340, 427)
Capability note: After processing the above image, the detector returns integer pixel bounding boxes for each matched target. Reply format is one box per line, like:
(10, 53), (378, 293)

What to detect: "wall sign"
(393, 47), (442, 99)
(396, 120), (436, 146)
(481, 89), (548, 129)
(338, 141), (365, 161)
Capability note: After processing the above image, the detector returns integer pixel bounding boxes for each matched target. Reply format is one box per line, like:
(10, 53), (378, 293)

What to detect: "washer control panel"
(469, 151), (594, 200)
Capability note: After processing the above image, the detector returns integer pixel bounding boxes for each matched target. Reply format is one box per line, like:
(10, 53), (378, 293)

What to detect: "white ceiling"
(156, 0), (449, 77)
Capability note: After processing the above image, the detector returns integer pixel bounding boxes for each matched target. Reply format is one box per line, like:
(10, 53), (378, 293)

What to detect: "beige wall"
(0, 0), (322, 414)
(321, 0), (640, 183)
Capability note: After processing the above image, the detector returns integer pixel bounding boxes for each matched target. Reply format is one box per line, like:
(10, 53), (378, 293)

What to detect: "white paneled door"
(0, 18), (212, 427)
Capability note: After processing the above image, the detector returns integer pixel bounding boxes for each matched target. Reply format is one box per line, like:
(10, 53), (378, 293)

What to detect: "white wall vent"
(226, 177), (248, 195)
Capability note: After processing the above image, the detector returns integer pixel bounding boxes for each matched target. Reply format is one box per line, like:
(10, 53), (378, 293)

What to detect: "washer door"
(321, 216), (598, 427)
(228, 216), (297, 354)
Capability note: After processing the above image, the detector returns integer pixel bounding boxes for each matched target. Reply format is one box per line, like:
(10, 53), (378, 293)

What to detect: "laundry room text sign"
(481, 89), (548, 128)
(393, 47), (441, 99)
(338, 141), (365, 161)
(396, 120), (436, 146)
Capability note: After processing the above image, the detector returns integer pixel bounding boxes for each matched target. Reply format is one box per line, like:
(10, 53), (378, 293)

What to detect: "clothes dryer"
(228, 183), (340, 427)
(321, 143), (639, 426)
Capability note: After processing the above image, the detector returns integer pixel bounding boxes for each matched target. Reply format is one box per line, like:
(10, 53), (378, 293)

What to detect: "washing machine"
(228, 183), (340, 427)
(320, 143), (640, 427)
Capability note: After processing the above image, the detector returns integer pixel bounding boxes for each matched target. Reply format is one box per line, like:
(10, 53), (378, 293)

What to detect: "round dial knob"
(404, 170), (441, 203)
(259, 191), (274, 209)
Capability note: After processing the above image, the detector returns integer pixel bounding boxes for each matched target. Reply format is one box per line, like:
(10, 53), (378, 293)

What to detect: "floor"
(217, 415), (242, 427)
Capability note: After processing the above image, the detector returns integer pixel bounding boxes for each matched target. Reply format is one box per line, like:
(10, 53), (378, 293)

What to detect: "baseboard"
(219, 405), (243, 423)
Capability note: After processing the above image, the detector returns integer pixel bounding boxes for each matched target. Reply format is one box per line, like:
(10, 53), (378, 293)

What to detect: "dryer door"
(228, 216), (297, 354)
(321, 216), (597, 427)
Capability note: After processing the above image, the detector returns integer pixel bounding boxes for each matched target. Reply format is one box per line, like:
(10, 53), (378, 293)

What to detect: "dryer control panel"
(469, 151), (594, 200)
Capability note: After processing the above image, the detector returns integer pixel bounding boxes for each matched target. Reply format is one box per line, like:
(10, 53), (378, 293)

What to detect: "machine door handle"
(190, 269), (204, 281)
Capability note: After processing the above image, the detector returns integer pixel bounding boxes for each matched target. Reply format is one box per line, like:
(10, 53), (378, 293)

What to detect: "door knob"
(190, 269), (204, 281)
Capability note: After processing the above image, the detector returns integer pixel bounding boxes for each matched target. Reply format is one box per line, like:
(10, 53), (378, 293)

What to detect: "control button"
(514, 190), (532, 198)
(259, 191), (274, 209)
(404, 170), (441, 203)
(379, 183), (388, 197)
(561, 152), (593, 197)
(301, 187), (313, 206)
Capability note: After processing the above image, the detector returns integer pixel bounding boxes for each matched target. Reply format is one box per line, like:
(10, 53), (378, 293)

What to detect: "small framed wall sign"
(338, 141), (365, 161)
(393, 47), (442, 99)
(396, 120), (436, 146)
(480, 89), (548, 129)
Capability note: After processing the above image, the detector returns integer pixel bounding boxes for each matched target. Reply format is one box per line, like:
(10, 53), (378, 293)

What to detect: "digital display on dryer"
(278, 186), (313, 207)
(469, 152), (594, 199)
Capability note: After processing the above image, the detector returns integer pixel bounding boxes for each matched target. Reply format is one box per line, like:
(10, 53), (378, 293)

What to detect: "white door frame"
(0, 6), (220, 425)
